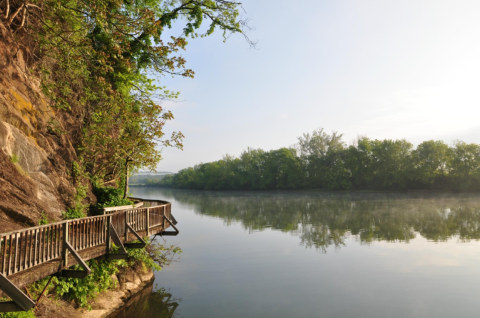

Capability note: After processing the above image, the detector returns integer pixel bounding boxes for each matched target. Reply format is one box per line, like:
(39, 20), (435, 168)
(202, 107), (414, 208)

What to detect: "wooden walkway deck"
(0, 198), (179, 312)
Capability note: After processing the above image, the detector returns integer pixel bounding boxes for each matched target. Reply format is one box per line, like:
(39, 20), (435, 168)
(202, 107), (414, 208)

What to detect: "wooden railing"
(0, 198), (179, 312)
(102, 201), (144, 214)
(0, 198), (175, 277)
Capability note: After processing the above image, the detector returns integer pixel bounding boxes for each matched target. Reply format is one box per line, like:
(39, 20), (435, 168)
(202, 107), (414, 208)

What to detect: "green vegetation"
(52, 238), (180, 309)
(0, 0), (252, 194)
(129, 173), (173, 186)
(9, 154), (19, 164)
(38, 212), (49, 225)
(55, 259), (122, 309)
(62, 162), (89, 219)
(61, 207), (86, 220)
(157, 128), (480, 191)
(2, 0), (253, 208)
(0, 311), (35, 318)
(0, 0), (245, 315)
(92, 186), (133, 209)
(9, 154), (28, 177)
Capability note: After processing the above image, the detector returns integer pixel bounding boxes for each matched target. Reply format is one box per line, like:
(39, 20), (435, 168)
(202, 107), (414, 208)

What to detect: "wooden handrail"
(103, 201), (144, 214)
(0, 199), (173, 276)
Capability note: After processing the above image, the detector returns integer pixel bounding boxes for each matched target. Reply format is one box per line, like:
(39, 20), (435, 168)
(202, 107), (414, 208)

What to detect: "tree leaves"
(160, 129), (480, 191)
(9, 0), (252, 185)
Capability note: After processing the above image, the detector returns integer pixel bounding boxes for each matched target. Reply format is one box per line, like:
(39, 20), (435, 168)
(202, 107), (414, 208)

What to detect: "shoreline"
(129, 185), (480, 194)
(35, 264), (155, 318)
(105, 281), (155, 318)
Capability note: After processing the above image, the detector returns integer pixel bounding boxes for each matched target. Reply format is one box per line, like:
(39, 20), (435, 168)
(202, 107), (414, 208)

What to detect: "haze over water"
(124, 188), (480, 318)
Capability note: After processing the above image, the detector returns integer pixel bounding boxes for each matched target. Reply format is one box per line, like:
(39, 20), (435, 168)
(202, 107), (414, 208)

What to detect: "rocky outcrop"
(0, 21), (93, 231)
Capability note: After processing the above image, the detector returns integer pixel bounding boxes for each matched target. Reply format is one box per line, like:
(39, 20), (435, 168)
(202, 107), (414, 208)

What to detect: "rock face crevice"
(0, 21), (94, 231)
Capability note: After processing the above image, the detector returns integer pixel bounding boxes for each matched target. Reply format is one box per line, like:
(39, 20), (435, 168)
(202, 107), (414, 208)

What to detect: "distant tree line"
(156, 128), (480, 191)
(129, 174), (172, 186)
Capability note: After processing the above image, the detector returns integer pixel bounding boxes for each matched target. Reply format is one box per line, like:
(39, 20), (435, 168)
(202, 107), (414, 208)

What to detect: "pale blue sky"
(156, 0), (480, 172)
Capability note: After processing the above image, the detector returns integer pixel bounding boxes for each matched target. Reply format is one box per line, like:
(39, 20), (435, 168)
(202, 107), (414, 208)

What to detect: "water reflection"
(140, 188), (480, 252)
(108, 283), (180, 318)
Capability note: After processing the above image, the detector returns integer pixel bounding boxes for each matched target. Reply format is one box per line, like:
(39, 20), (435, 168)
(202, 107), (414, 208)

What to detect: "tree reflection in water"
(109, 283), (180, 318)
(151, 188), (480, 253)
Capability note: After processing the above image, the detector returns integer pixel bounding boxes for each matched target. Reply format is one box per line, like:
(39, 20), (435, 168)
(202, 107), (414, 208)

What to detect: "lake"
(114, 188), (480, 318)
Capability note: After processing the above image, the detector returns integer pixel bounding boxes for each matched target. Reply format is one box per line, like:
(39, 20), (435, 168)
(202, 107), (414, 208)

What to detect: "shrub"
(9, 154), (19, 164)
(92, 186), (133, 209)
(55, 259), (123, 309)
(0, 311), (35, 318)
(39, 212), (49, 225)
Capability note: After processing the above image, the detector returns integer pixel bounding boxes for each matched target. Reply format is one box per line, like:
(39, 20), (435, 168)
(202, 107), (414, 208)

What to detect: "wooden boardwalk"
(0, 198), (179, 312)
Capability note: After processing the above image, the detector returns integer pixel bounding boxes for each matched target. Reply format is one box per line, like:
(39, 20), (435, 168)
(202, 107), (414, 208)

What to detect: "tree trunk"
(123, 159), (129, 199)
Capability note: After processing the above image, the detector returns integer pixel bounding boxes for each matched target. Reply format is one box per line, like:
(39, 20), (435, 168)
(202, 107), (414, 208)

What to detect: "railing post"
(146, 208), (150, 237)
(124, 211), (129, 242)
(163, 206), (166, 231)
(106, 215), (112, 253)
(62, 222), (69, 268)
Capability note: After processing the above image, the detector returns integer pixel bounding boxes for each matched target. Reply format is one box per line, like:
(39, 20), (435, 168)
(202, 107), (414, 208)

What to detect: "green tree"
(345, 136), (374, 189)
(448, 141), (480, 190)
(1, 0), (254, 196)
(410, 140), (450, 189)
(238, 148), (266, 189)
(158, 129), (480, 192)
(369, 139), (413, 189)
(262, 148), (302, 189)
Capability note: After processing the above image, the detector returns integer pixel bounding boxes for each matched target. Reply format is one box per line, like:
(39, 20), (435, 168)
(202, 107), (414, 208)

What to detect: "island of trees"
(154, 128), (480, 191)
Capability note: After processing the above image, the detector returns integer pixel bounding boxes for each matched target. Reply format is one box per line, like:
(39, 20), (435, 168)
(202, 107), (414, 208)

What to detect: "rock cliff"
(0, 21), (93, 232)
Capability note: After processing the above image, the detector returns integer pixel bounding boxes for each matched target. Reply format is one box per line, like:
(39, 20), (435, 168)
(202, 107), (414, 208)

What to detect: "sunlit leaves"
(29, 0), (249, 184)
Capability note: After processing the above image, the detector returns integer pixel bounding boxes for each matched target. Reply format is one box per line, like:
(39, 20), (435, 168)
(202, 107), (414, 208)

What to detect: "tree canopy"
(0, 0), (253, 190)
(156, 128), (480, 191)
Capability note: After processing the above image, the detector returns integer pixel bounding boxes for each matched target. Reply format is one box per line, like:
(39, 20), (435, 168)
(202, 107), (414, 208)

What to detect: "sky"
(155, 0), (480, 173)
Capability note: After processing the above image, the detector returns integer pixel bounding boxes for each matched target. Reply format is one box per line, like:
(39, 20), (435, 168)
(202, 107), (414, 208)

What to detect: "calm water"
(116, 188), (480, 318)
